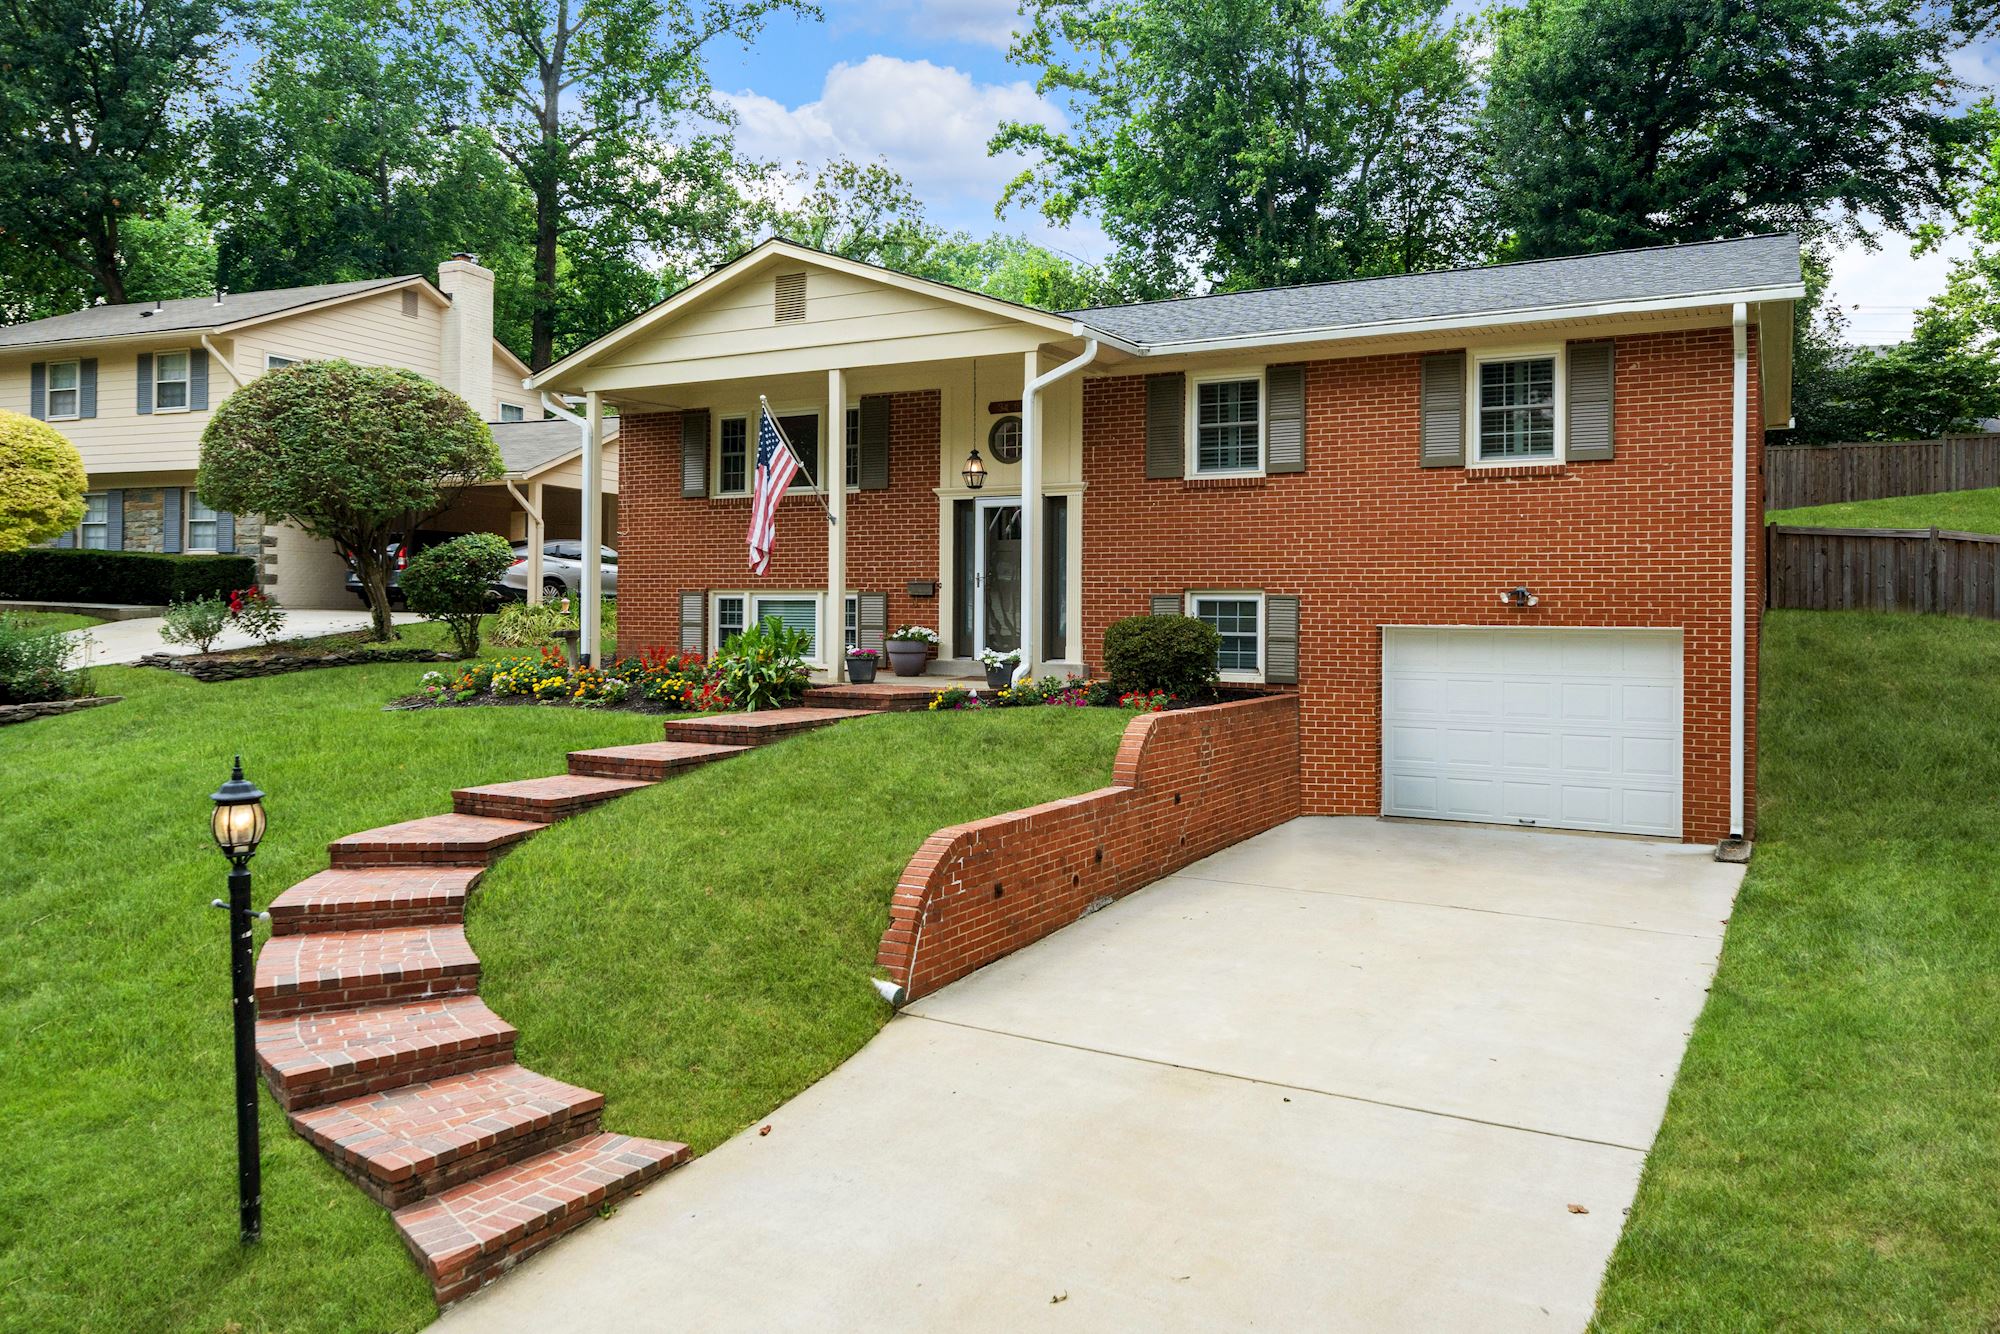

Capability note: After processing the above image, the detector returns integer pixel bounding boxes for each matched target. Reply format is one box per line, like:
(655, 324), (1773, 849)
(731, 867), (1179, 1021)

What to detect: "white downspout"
(1729, 303), (1748, 841)
(1014, 338), (1099, 687)
(541, 391), (602, 662)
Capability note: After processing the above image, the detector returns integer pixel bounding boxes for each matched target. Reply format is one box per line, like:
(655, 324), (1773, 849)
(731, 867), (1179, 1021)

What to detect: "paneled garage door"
(1381, 628), (1683, 837)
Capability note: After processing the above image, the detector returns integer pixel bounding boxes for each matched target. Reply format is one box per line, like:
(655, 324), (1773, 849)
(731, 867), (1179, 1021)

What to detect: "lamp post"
(209, 756), (267, 1245)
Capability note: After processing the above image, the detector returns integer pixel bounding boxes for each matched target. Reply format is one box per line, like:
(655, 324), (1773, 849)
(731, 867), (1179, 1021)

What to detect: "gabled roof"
(0, 277), (424, 351)
(1071, 234), (1803, 349)
(489, 417), (617, 479)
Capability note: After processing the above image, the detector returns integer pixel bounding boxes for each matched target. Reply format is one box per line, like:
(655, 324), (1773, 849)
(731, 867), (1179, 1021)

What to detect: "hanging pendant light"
(962, 448), (987, 490)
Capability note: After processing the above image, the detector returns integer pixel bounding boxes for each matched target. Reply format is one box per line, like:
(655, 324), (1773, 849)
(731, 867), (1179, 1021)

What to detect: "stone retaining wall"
(137, 648), (454, 682)
(0, 695), (121, 726)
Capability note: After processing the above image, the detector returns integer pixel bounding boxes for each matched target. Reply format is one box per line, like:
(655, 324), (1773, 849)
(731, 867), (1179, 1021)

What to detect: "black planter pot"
(846, 654), (879, 684)
(985, 663), (1015, 689)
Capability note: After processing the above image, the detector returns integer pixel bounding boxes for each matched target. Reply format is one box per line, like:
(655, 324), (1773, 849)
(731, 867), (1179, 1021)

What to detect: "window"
(715, 594), (746, 643)
(844, 407), (860, 489)
(1189, 592), (1263, 677)
(46, 360), (80, 418)
(155, 350), (191, 411)
(1476, 355), (1557, 461)
(719, 417), (748, 494)
(186, 492), (220, 551)
(77, 492), (110, 549)
(844, 593), (859, 651)
(499, 403), (525, 422)
(1193, 376), (1261, 474)
(713, 591), (830, 660)
(777, 412), (819, 489)
(266, 355), (296, 370)
(987, 415), (1022, 465)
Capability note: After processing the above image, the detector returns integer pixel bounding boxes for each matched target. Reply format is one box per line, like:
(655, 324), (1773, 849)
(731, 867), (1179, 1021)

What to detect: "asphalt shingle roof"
(1069, 233), (1801, 347)
(0, 277), (416, 351)
(489, 417), (617, 477)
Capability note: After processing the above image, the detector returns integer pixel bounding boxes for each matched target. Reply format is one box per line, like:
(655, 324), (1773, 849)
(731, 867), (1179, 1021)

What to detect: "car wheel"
(544, 578), (566, 601)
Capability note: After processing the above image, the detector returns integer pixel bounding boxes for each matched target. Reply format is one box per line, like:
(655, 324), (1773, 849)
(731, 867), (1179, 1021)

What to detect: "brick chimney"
(436, 253), (495, 418)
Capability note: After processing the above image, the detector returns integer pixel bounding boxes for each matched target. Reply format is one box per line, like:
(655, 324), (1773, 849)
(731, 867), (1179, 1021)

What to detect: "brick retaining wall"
(877, 694), (1300, 1001)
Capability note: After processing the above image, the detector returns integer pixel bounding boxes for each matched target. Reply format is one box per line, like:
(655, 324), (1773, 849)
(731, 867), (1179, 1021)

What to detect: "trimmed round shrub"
(0, 409), (88, 552)
(1103, 613), (1220, 698)
(400, 532), (514, 657)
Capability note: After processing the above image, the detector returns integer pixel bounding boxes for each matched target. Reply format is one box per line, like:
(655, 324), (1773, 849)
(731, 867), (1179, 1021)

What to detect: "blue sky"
(707, 0), (2000, 342)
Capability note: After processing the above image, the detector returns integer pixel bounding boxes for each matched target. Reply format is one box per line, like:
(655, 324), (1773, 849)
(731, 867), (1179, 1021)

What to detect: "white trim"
(75, 490), (110, 549)
(1729, 302), (1748, 839)
(44, 358), (81, 420)
(710, 589), (836, 666)
(1187, 589), (1267, 683)
(1186, 367), (1267, 477)
(183, 489), (222, 554)
(711, 402), (829, 497)
(153, 349), (193, 413)
(1467, 343), (1564, 466)
(265, 353), (298, 370)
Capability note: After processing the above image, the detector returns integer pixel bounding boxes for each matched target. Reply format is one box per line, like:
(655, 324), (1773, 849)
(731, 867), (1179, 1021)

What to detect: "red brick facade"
(877, 694), (1301, 1000)
(616, 325), (1761, 845)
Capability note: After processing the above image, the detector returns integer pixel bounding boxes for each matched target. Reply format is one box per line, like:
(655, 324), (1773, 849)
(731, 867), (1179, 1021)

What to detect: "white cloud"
(899, 0), (1025, 49)
(1824, 231), (1971, 345)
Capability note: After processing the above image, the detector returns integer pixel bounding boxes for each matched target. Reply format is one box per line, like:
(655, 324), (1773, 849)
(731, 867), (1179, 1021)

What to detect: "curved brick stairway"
(251, 706), (871, 1305)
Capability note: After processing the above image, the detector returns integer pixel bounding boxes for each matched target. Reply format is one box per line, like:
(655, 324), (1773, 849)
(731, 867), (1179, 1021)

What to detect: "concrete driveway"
(436, 817), (1742, 1333)
(66, 608), (416, 665)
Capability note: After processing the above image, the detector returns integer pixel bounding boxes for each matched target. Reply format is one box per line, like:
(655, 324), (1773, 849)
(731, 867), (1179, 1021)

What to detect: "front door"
(973, 498), (1022, 657)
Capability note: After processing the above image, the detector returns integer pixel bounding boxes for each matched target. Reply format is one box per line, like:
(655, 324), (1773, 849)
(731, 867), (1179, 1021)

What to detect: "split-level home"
(528, 235), (1800, 845)
(0, 256), (611, 607)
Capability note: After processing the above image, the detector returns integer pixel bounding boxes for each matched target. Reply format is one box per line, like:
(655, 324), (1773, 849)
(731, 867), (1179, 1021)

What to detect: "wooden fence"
(1766, 525), (2000, 619)
(1765, 435), (2000, 510)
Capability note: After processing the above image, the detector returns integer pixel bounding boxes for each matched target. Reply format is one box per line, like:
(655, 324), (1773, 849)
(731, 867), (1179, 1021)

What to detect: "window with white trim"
(844, 592), (859, 650)
(1474, 352), (1558, 462)
(499, 403), (525, 422)
(718, 416), (748, 495)
(77, 492), (110, 549)
(715, 594), (746, 643)
(155, 350), (191, 411)
(775, 411), (820, 491)
(46, 360), (80, 419)
(185, 492), (221, 551)
(1191, 374), (1262, 474)
(712, 591), (826, 660)
(1188, 591), (1264, 679)
(266, 354), (296, 370)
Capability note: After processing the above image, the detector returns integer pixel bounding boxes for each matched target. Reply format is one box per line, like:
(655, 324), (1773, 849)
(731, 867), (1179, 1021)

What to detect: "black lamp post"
(209, 756), (267, 1245)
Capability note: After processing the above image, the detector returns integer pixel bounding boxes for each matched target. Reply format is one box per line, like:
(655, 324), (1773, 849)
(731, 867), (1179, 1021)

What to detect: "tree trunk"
(530, 179), (559, 370)
(356, 555), (397, 641)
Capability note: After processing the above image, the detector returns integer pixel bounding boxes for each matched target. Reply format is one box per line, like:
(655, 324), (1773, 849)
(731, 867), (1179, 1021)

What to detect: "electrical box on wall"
(906, 580), (937, 598)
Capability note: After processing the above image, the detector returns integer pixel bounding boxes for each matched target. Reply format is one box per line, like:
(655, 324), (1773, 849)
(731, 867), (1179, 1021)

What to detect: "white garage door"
(1382, 628), (1683, 837)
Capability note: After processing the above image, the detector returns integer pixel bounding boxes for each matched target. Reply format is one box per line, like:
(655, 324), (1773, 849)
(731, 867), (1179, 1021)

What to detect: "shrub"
(490, 598), (578, 648)
(226, 587), (286, 645)
(0, 614), (89, 703)
(713, 616), (812, 711)
(400, 532), (513, 656)
(0, 409), (87, 551)
(159, 597), (230, 654)
(1104, 613), (1220, 698)
(0, 548), (255, 604)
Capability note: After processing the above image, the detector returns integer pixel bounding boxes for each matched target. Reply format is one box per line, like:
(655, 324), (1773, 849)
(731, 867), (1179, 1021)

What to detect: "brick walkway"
(253, 703), (876, 1305)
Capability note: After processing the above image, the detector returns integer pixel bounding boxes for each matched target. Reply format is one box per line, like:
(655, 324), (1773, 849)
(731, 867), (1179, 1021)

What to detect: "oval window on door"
(988, 415), (1023, 464)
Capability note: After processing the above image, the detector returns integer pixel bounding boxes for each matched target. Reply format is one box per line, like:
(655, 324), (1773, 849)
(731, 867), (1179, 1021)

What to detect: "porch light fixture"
(962, 448), (987, 490)
(1499, 585), (1540, 609)
(208, 757), (268, 1245)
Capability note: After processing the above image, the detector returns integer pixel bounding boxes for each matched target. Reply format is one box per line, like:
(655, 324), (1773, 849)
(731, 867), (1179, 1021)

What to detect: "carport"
(430, 418), (620, 604)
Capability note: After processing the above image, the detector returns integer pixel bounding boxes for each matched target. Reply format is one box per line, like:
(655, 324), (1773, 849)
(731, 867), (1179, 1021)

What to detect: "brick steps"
(803, 681), (952, 711)
(452, 773), (651, 824)
(269, 868), (484, 936)
(258, 996), (518, 1111)
(393, 1132), (690, 1305)
(566, 740), (748, 781)
(662, 706), (873, 747)
(256, 925), (481, 1018)
(292, 1064), (606, 1209)
(330, 814), (542, 869)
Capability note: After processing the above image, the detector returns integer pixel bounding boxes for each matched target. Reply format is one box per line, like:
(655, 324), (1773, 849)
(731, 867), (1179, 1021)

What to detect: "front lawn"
(1593, 611), (2000, 1331)
(0, 660), (1129, 1333)
(2, 608), (105, 634)
(1768, 485), (2000, 534)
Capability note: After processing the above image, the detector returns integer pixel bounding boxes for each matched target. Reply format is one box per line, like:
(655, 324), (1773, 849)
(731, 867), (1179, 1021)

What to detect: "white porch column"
(582, 390), (605, 664)
(827, 367), (847, 682)
(526, 481), (544, 606)
(1018, 350), (1042, 679)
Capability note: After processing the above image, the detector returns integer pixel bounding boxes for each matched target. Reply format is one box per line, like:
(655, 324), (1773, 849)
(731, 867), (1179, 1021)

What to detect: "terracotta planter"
(885, 640), (931, 677)
(845, 654), (879, 684)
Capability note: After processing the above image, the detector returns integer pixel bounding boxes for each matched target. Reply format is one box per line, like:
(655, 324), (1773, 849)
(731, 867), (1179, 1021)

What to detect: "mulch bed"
(383, 692), (686, 715)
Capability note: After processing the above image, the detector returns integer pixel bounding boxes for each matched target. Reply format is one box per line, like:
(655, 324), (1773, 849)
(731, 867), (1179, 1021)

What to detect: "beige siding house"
(0, 256), (550, 607)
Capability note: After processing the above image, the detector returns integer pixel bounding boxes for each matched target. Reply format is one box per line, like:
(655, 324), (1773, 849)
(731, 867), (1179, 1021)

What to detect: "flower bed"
(393, 647), (733, 713)
(927, 675), (1179, 712)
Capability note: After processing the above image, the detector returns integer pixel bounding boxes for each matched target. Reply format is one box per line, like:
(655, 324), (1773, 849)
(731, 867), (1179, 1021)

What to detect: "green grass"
(1768, 485), (2000, 534)
(1594, 611), (2000, 1332)
(2, 609), (105, 634)
(0, 661), (1129, 1333)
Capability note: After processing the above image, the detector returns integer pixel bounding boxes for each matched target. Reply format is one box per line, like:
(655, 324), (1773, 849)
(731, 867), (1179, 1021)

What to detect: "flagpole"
(761, 395), (837, 526)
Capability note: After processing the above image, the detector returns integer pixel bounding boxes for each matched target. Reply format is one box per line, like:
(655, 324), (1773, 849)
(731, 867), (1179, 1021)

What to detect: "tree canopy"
(0, 409), (88, 551)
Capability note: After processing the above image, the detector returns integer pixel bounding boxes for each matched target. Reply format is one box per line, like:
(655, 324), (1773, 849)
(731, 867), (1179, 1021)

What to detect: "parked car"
(497, 541), (619, 602)
(341, 530), (469, 609)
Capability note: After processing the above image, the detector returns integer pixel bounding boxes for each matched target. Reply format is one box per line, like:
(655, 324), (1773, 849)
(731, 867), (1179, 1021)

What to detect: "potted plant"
(979, 646), (1021, 689)
(885, 624), (939, 677)
(845, 646), (881, 684)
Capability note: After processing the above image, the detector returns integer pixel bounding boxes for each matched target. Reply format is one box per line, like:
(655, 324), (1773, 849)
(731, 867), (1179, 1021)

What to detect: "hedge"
(0, 548), (257, 605)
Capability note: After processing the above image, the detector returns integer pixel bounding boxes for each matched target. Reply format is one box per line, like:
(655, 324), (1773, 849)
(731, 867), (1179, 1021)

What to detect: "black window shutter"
(1149, 594), (1182, 617)
(190, 348), (210, 411)
(857, 394), (891, 490)
(1144, 373), (1184, 479)
(952, 497), (975, 656)
(1566, 340), (1616, 461)
(161, 487), (183, 552)
(28, 362), (45, 419)
(136, 354), (154, 415)
(681, 409), (709, 497)
(1043, 495), (1067, 660)
(858, 592), (889, 652)
(79, 359), (97, 418)
(1265, 595), (1300, 684)
(1266, 365), (1306, 473)
(1419, 352), (1465, 468)
(679, 591), (706, 651)
(104, 490), (124, 551)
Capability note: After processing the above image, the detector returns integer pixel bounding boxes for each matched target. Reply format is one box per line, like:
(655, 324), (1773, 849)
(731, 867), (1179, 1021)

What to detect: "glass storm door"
(974, 499), (1023, 656)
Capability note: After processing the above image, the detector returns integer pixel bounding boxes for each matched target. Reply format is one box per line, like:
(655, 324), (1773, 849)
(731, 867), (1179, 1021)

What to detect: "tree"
(0, 0), (237, 306)
(0, 200), (215, 323)
(993, 0), (1489, 296)
(197, 360), (501, 639)
(0, 409), (87, 551)
(401, 532), (513, 656)
(1481, 0), (1993, 259)
(432, 0), (812, 368)
(1786, 307), (2000, 443)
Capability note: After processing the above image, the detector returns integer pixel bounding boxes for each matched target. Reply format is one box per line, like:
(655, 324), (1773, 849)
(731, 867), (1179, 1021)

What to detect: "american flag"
(747, 400), (802, 575)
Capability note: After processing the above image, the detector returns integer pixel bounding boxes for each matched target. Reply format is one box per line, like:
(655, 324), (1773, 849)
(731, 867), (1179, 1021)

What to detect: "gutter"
(1014, 338), (1100, 686)
(1728, 303), (1748, 845)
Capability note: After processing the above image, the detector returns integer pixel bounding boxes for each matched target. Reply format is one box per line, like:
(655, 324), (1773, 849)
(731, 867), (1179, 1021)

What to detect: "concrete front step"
(330, 814), (541, 869)
(291, 1064), (605, 1209)
(394, 1132), (691, 1305)
(268, 867), (483, 936)
(662, 706), (873, 748)
(567, 740), (749, 781)
(451, 773), (652, 824)
(256, 925), (480, 1018)
(257, 996), (518, 1111)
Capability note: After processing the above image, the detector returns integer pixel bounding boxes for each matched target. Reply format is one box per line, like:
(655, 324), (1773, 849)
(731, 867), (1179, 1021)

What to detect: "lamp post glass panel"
(209, 757), (267, 1244)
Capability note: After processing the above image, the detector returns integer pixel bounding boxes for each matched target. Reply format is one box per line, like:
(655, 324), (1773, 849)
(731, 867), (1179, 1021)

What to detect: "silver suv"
(499, 542), (619, 602)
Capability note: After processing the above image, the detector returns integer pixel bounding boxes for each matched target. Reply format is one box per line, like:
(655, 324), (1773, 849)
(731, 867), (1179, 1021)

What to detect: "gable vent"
(773, 272), (807, 322)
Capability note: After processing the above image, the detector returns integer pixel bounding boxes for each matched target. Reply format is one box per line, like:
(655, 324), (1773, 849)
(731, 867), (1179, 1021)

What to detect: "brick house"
(531, 235), (1801, 845)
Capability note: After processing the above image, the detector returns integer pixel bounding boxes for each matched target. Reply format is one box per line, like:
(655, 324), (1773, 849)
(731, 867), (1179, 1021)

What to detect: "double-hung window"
(1188, 592), (1264, 679)
(844, 592), (859, 651)
(77, 493), (110, 549)
(46, 361), (80, 419)
(776, 412), (819, 490)
(1474, 353), (1557, 462)
(185, 493), (221, 551)
(713, 591), (824, 660)
(155, 350), (191, 411)
(715, 594), (747, 643)
(718, 417), (749, 495)
(1192, 374), (1262, 474)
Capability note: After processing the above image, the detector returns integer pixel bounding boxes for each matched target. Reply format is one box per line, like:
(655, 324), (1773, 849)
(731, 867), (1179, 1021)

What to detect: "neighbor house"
(529, 235), (1800, 845)
(0, 256), (612, 607)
